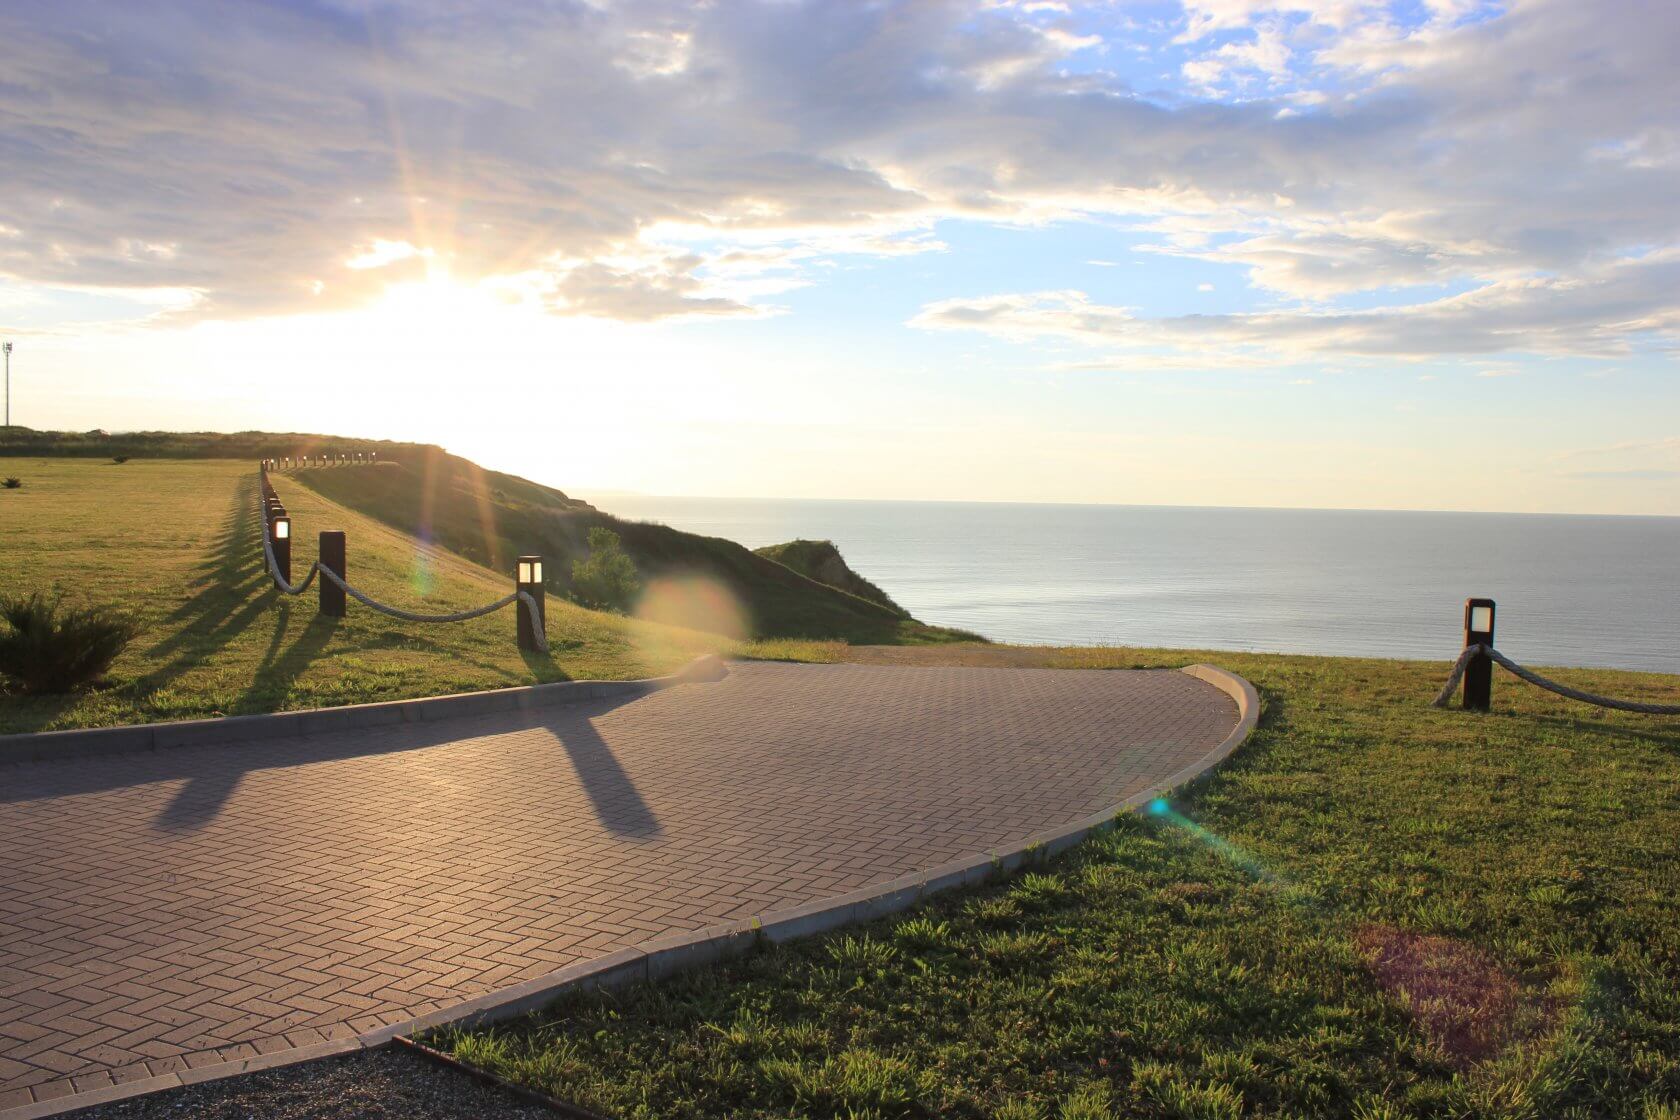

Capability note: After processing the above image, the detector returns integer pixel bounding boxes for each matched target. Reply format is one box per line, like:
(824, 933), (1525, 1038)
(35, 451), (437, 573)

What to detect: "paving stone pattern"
(0, 662), (1237, 1108)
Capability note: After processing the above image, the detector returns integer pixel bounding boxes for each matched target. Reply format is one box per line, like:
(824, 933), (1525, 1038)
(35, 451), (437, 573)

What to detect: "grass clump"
(436, 651), (1680, 1119)
(2, 476), (19, 488)
(0, 591), (139, 694)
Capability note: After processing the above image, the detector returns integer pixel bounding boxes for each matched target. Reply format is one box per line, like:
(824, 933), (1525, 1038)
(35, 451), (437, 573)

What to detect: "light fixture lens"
(275, 520), (290, 540)
(1470, 605), (1492, 633)
(518, 561), (531, 583)
(531, 561), (542, 582)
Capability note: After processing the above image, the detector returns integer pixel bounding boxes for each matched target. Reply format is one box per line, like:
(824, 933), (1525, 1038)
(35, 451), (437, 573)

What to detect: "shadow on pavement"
(3, 689), (667, 841)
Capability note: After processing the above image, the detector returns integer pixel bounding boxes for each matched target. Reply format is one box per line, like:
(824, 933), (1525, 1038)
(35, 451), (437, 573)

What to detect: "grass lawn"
(438, 646), (1680, 1120)
(0, 458), (725, 733)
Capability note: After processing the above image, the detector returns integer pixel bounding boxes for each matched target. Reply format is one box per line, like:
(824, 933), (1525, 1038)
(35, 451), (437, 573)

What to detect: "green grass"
(436, 647), (1680, 1119)
(0, 457), (725, 733)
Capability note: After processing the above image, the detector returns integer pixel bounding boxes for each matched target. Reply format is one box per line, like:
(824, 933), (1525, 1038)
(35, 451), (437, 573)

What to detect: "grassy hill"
(288, 447), (972, 644)
(0, 457), (726, 733)
(0, 434), (975, 733)
(0, 425), (432, 462)
(0, 427), (978, 645)
(752, 539), (907, 617)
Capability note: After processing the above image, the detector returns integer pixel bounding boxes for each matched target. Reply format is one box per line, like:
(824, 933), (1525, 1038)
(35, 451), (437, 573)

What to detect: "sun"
(370, 270), (510, 333)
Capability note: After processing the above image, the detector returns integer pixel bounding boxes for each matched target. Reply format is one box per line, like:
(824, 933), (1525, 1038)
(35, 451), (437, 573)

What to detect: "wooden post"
(319, 531), (346, 617)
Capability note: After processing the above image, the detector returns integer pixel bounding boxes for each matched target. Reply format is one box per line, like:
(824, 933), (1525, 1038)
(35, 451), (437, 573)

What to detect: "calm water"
(586, 495), (1680, 673)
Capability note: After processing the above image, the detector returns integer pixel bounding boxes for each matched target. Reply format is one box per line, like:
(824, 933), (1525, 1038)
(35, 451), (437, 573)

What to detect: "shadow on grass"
(520, 645), (573, 684)
(231, 604), (341, 716)
(1527, 712), (1680, 753)
(146, 473), (267, 659)
(0, 477), (270, 735)
(0, 691), (83, 736)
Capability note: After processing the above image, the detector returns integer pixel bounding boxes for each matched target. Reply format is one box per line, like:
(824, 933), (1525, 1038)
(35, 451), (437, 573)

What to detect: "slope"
(0, 457), (724, 734)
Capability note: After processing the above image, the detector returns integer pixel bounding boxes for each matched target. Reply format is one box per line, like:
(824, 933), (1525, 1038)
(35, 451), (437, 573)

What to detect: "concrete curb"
(0, 661), (1256, 1120)
(0, 654), (728, 767)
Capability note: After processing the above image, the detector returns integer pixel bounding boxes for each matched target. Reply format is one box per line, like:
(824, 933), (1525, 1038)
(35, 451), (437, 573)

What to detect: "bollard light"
(1461, 597), (1495, 711)
(270, 515), (292, 584)
(515, 554), (546, 651)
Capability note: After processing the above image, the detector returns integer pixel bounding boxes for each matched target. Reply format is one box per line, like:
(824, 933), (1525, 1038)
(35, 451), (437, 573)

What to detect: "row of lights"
(261, 451), (379, 469)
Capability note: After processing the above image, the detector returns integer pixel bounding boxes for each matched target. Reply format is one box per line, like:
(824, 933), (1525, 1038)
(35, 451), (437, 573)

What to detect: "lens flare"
(634, 574), (749, 640)
(1146, 800), (1282, 886)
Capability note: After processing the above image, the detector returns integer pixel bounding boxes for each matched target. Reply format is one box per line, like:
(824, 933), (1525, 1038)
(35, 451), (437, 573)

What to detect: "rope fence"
(1432, 643), (1680, 715)
(256, 465), (548, 652)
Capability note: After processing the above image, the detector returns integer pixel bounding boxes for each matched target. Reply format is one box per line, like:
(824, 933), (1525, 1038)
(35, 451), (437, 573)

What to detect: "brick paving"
(0, 662), (1237, 1108)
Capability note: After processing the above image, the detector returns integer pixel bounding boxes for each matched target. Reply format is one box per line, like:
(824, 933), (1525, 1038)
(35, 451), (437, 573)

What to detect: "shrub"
(570, 527), (640, 611)
(112, 455), (130, 464)
(1, 477), (19, 489)
(0, 592), (140, 693)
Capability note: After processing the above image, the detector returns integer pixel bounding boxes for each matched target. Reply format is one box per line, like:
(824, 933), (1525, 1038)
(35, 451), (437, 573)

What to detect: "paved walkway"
(0, 662), (1238, 1109)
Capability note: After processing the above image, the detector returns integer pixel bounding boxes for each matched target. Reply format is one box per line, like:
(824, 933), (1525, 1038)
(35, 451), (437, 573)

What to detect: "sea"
(585, 495), (1680, 673)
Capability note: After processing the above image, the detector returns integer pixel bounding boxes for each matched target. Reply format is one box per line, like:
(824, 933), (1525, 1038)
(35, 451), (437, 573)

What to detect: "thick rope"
(255, 478), (548, 651)
(315, 564), (514, 622)
(1430, 645), (1481, 708)
(1433, 643), (1680, 715)
(260, 524), (321, 596)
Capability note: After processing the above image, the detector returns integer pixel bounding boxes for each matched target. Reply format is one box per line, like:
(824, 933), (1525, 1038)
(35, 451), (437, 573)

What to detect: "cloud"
(0, 0), (1674, 347)
(345, 240), (432, 271)
(1565, 469), (1680, 481)
(910, 254), (1680, 361)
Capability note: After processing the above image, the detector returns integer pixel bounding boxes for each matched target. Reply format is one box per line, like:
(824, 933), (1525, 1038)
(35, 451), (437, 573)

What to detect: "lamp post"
(516, 555), (545, 651)
(270, 513), (292, 585)
(1462, 598), (1495, 711)
(3, 341), (11, 428)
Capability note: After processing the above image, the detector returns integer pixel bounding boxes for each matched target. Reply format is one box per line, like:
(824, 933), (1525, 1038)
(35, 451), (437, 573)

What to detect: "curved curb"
(0, 654), (728, 767)
(0, 662), (1256, 1120)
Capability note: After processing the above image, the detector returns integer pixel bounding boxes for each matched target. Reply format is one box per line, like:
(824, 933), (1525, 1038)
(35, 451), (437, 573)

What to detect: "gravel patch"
(69, 1048), (560, 1119)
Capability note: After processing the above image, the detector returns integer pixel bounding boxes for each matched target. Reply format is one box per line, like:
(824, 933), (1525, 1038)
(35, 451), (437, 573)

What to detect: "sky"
(1, 0), (1677, 515)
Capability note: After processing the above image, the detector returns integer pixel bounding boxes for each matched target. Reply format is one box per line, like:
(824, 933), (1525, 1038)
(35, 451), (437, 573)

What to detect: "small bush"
(1, 477), (19, 489)
(570, 527), (641, 611)
(112, 455), (130, 464)
(0, 592), (140, 693)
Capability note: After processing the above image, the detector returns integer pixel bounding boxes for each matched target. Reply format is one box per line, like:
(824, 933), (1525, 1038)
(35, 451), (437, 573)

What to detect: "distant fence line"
(257, 464), (548, 653)
(261, 450), (380, 470)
